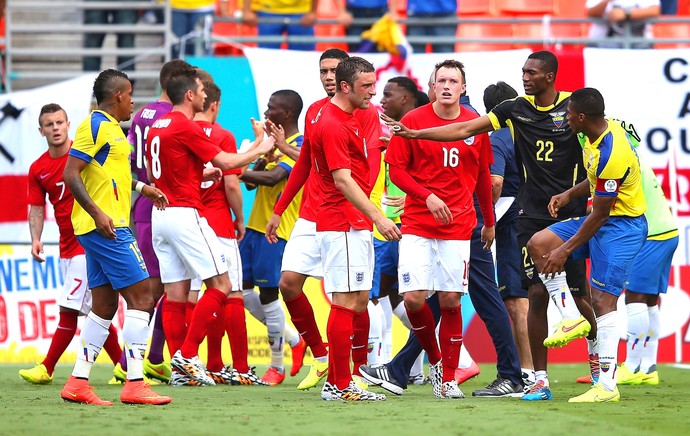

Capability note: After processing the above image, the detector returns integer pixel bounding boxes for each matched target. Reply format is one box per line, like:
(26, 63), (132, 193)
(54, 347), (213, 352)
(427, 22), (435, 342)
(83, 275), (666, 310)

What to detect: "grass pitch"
(2, 363), (689, 436)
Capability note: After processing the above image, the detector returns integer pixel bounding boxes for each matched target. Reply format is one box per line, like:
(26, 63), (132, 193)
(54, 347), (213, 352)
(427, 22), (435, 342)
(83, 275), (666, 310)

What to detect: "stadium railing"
(3, 1), (172, 96)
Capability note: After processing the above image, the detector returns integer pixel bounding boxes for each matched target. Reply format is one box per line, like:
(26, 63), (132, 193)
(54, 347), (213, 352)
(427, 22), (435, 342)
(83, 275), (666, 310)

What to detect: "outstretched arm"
(382, 113), (494, 142)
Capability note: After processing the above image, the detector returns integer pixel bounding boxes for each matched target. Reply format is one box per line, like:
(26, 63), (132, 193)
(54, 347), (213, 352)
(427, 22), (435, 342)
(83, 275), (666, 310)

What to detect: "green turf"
(2, 363), (689, 435)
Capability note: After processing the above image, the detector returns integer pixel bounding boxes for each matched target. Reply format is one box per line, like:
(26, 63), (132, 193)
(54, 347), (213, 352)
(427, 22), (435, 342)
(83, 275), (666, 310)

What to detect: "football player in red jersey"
(19, 104), (122, 386)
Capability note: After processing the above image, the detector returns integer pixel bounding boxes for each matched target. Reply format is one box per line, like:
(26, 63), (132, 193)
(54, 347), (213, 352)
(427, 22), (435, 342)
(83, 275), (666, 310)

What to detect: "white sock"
(535, 370), (549, 387)
(367, 301), (385, 366)
(640, 305), (660, 373)
(393, 301), (411, 329)
(522, 368), (536, 384)
(587, 337), (599, 355)
(284, 323), (300, 348)
(411, 351), (425, 377)
(72, 312), (111, 379)
(458, 344), (474, 369)
(123, 310), (150, 380)
(243, 287), (266, 324)
(378, 296), (393, 362)
(539, 272), (581, 320)
(595, 312), (618, 391)
(263, 299), (285, 370)
(624, 303), (648, 372)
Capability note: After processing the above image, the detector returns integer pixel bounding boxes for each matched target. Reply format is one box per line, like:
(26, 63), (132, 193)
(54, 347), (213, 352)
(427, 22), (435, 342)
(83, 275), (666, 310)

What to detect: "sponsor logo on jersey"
(464, 136), (475, 146)
(550, 111), (565, 128)
(39, 173), (49, 179)
(516, 115), (534, 123)
(311, 107), (324, 124)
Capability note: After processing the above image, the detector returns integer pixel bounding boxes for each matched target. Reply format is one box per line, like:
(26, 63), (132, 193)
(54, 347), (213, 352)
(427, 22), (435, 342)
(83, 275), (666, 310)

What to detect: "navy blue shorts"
(240, 228), (286, 288)
(495, 216), (527, 300)
(77, 227), (149, 291)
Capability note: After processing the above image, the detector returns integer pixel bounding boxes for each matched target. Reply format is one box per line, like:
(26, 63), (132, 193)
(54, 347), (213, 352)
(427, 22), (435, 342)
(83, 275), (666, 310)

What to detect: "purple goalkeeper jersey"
(128, 100), (173, 223)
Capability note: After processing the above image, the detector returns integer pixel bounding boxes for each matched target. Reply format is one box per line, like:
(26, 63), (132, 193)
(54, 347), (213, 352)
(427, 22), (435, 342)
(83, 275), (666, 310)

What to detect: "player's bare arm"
(541, 195), (616, 278)
(425, 193), (453, 225)
(548, 180), (589, 218)
(132, 179), (169, 210)
(202, 167), (222, 183)
(63, 155), (115, 239)
(240, 164), (289, 187)
(29, 205), (46, 262)
(381, 113), (494, 142)
(265, 213), (282, 244)
(212, 136), (276, 171)
(332, 168), (402, 241)
(481, 225), (495, 250)
(266, 120), (300, 162)
(225, 174), (245, 241)
(491, 175), (504, 204)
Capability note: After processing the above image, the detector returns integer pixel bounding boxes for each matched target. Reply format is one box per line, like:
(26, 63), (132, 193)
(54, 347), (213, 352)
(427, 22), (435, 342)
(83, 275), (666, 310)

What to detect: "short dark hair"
(203, 81), (221, 111)
(159, 59), (192, 90)
(416, 90), (430, 107)
(320, 48), (349, 62)
(388, 76), (418, 98)
(271, 89), (303, 121)
(434, 60), (466, 84)
(38, 103), (66, 126)
(528, 50), (559, 75)
(335, 56), (375, 89)
(165, 67), (199, 105)
(483, 81), (518, 113)
(93, 69), (130, 105)
(570, 87), (605, 118)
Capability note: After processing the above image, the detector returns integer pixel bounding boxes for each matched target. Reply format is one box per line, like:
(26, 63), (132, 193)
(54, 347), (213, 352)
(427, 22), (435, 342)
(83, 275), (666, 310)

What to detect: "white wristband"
(135, 181), (146, 193)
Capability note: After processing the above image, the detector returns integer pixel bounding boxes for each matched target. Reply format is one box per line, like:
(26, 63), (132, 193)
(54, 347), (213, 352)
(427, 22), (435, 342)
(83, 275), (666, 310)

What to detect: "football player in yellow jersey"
(61, 69), (170, 406)
(240, 90), (307, 385)
(528, 87), (648, 403)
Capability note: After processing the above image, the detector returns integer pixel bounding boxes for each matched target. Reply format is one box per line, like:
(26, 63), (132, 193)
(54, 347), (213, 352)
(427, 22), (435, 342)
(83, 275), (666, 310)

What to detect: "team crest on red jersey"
(464, 136), (475, 146)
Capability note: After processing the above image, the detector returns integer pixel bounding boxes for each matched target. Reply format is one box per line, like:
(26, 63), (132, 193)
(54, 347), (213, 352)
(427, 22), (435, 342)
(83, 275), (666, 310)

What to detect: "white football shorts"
(398, 235), (470, 294)
(152, 207), (228, 284)
(58, 254), (92, 315)
(190, 237), (242, 292)
(281, 218), (323, 279)
(316, 228), (374, 294)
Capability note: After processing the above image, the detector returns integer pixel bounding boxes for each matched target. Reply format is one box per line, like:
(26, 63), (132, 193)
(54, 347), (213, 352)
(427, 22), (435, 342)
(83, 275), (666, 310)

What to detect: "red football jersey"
(146, 111), (222, 210)
(295, 97), (330, 222)
(197, 120), (241, 239)
(27, 148), (84, 258)
(386, 105), (492, 240)
(311, 101), (371, 232)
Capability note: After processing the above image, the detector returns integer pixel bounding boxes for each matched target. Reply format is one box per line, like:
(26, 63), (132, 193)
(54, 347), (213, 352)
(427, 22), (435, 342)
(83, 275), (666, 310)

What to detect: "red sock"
(206, 307), (225, 372)
(327, 305), (355, 390)
(102, 324), (122, 365)
(285, 292), (327, 358)
(351, 310), (369, 376)
(162, 300), (187, 356)
(224, 297), (249, 373)
(185, 301), (196, 327)
(180, 288), (226, 358)
(42, 311), (78, 375)
(439, 305), (462, 382)
(406, 302), (442, 364)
